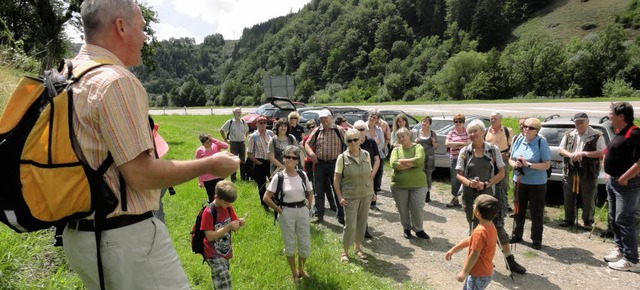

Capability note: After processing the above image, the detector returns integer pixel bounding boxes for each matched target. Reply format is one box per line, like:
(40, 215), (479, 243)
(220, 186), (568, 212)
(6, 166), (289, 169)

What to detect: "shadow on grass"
(364, 253), (413, 284)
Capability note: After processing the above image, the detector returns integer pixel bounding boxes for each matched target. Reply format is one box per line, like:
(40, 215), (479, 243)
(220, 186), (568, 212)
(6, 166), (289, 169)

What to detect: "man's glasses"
(346, 138), (359, 143)
(524, 126), (538, 131)
(284, 155), (298, 160)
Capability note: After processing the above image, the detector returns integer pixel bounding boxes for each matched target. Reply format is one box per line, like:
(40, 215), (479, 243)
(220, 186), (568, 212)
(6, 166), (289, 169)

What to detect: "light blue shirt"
(511, 135), (551, 185)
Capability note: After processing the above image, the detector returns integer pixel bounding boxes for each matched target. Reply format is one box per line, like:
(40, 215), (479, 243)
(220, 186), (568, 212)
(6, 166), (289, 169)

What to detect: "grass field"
(514, 0), (634, 42)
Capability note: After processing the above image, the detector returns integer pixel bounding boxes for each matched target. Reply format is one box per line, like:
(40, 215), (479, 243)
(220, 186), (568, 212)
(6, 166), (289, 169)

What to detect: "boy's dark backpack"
(272, 170), (308, 224)
(191, 203), (231, 261)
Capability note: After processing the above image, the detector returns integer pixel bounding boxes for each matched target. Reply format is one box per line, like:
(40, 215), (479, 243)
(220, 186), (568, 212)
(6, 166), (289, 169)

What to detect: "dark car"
(298, 107), (365, 131)
(242, 96), (297, 131)
(539, 114), (614, 204)
(342, 110), (419, 129)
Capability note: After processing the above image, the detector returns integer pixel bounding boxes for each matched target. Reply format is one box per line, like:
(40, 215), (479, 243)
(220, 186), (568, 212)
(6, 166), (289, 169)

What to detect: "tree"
(1, 0), (158, 71)
(433, 50), (487, 100)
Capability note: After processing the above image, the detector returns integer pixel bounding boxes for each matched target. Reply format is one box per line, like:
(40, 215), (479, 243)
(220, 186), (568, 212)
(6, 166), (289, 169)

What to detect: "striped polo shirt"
(247, 130), (274, 159)
(446, 128), (469, 159)
(71, 44), (158, 218)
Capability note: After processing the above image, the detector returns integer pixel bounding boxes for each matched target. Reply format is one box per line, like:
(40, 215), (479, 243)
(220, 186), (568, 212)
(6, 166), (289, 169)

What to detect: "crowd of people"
(59, 2), (638, 289)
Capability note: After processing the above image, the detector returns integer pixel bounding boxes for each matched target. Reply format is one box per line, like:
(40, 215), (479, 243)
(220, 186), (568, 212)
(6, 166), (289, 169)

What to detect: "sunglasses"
(290, 117), (298, 120)
(454, 120), (464, 124)
(258, 122), (267, 124)
(346, 138), (359, 143)
(357, 128), (365, 131)
(284, 155), (298, 160)
(524, 126), (538, 131)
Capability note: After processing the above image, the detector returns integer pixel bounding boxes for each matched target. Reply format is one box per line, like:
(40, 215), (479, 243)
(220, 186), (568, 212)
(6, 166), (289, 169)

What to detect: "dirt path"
(336, 174), (640, 289)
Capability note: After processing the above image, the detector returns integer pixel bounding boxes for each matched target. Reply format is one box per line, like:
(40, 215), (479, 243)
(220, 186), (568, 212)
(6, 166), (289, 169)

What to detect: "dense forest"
(2, 0), (640, 107)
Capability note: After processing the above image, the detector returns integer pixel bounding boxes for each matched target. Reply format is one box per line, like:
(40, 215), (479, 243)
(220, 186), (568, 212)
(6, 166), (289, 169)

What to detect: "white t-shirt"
(267, 172), (313, 203)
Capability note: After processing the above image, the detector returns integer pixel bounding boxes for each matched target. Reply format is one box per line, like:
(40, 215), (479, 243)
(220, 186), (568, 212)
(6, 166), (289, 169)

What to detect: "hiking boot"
(415, 230), (431, 240)
(364, 230), (373, 239)
(312, 216), (324, 224)
(559, 220), (574, 227)
(604, 248), (623, 263)
(337, 216), (345, 225)
(608, 258), (640, 272)
(582, 223), (593, 231)
(425, 191), (431, 203)
(446, 197), (461, 208)
(403, 229), (413, 239)
(600, 230), (614, 238)
(505, 255), (527, 274)
(509, 236), (522, 244)
(532, 242), (542, 250)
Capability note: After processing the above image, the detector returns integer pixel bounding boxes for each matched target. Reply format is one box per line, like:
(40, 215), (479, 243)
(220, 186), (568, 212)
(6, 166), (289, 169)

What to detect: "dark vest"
(563, 130), (601, 179)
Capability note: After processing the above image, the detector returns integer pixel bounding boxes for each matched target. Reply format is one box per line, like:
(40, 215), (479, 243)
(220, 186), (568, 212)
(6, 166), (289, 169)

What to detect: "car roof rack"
(598, 116), (609, 124)
(543, 114), (560, 122)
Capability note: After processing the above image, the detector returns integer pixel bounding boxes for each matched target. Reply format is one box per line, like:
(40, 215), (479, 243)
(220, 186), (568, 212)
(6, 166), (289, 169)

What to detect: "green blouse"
(390, 144), (427, 188)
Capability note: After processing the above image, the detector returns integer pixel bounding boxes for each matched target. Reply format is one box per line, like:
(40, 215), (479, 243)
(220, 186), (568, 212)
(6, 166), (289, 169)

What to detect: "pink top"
(196, 138), (229, 185)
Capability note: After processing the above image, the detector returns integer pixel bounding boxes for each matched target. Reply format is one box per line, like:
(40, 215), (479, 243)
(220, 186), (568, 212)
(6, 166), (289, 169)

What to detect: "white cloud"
(153, 23), (201, 42)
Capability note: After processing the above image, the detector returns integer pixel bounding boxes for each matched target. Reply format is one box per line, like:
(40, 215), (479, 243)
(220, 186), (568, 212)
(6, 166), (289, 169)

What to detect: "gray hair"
(490, 112), (503, 120)
(395, 127), (411, 139)
(368, 108), (379, 117)
(345, 128), (360, 140)
(353, 120), (367, 130)
(466, 119), (486, 133)
(81, 0), (138, 41)
(283, 145), (300, 156)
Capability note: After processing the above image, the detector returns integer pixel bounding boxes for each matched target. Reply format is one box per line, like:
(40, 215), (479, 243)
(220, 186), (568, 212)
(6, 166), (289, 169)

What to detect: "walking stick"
(511, 173), (521, 252)
(497, 238), (514, 281)
(572, 171), (580, 231)
(589, 199), (609, 240)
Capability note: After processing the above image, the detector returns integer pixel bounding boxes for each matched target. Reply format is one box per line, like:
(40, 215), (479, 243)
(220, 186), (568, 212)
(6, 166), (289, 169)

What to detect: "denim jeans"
(464, 275), (492, 290)
(607, 177), (640, 263)
(450, 158), (461, 197)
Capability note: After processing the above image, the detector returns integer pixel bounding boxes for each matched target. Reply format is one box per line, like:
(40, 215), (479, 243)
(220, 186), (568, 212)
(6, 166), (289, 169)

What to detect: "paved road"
(149, 101), (640, 118)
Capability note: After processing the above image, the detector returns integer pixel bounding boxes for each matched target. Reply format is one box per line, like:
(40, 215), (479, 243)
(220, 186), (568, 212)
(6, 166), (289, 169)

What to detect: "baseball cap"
(319, 109), (332, 118)
(256, 115), (267, 122)
(571, 112), (589, 122)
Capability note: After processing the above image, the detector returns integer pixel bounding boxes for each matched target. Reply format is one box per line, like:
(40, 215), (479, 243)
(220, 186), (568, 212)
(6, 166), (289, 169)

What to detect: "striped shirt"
(248, 130), (274, 159)
(71, 44), (158, 218)
(221, 118), (249, 142)
(308, 125), (345, 161)
(446, 128), (469, 159)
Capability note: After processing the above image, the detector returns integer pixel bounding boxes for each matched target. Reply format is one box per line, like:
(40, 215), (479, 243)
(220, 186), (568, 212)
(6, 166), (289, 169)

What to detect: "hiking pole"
(589, 199), (609, 240)
(510, 173), (521, 252)
(572, 172), (580, 232)
(497, 238), (514, 281)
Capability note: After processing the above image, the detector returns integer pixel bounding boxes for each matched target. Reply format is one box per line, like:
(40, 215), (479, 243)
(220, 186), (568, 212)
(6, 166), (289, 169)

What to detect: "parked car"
(341, 110), (419, 129)
(298, 107), (365, 132)
(242, 96), (297, 131)
(419, 115), (491, 169)
(538, 114), (613, 204)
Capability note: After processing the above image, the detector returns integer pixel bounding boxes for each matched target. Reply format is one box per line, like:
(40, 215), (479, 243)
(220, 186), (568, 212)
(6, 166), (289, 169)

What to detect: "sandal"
(298, 270), (309, 278)
(340, 254), (350, 263)
(356, 251), (368, 261)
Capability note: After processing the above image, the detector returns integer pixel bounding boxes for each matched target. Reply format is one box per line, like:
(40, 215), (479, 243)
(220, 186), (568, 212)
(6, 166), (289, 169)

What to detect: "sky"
(67, 0), (310, 43)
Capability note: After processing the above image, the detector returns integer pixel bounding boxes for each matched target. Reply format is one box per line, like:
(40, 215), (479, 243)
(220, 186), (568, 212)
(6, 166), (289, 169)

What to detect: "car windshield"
(431, 120), (451, 132)
(540, 126), (609, 146)
(255, 104), (272, 115)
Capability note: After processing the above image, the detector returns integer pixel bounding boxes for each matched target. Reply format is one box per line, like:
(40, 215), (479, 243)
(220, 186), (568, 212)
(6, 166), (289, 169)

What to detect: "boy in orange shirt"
(445, 194), (499, 290)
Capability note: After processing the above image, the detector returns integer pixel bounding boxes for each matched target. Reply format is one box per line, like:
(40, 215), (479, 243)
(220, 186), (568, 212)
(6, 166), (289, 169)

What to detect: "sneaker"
(403, 229), (413, 239)
(608, 258), (640, 272)
(582, 223), (593, 231)
(446, 197), (461, 208)
(604, 248), (623, 263)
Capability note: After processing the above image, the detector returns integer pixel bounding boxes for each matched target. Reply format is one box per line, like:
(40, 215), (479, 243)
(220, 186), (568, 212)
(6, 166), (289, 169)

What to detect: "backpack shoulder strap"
(276, 171), (284, 199)
(504, 126), (510, 143)
(68, 58), (115, 82)
(296, 169), (308, 192)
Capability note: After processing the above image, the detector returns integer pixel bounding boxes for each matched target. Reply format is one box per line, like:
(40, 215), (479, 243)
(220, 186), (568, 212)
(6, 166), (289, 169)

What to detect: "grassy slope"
(0, 65), (22, 114)
(514, 0), (633, 41)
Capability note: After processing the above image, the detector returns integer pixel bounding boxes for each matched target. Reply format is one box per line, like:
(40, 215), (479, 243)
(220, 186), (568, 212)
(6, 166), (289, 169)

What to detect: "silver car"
(538, 114), (614, 202)
(413, 115), (491, 169)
